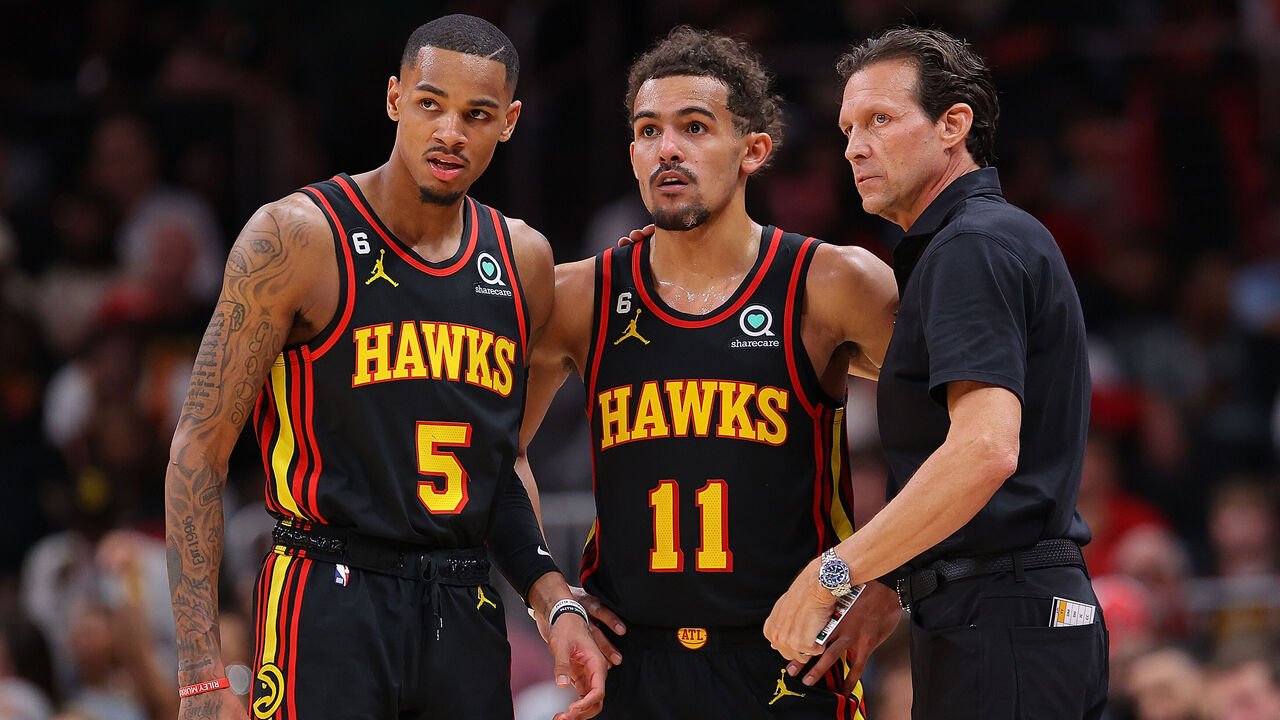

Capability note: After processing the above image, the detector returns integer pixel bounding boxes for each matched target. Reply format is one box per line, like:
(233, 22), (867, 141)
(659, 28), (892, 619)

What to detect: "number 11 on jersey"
(649, 479), (732, 572)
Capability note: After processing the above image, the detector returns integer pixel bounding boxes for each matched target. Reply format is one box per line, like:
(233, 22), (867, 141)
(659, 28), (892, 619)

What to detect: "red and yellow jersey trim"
(334, 175), (480, 277)
(630, 228), (782, 329)
(254, 348), (326, 523)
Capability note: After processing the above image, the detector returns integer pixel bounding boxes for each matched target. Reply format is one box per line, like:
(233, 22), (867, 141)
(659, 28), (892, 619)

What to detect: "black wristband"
(548, 598), (589, 626)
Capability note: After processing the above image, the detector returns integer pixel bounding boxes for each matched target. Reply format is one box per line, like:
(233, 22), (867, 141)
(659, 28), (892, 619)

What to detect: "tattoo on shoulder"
(179, 203), (311, 429)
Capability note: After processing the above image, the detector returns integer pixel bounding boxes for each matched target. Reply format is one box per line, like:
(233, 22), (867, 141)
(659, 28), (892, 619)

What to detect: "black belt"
(271, 520), (489, 584)
(896, 538), (1085, 612)
(615, 623), (768, 652)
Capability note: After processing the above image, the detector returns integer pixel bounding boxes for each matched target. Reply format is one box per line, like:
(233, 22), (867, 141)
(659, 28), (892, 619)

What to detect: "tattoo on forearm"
(167, 201), (314, 681)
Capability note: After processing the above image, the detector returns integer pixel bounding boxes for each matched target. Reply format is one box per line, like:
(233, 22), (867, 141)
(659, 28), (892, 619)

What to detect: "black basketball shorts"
(249, 548), (513, 719)
(596, 624), (866, 720)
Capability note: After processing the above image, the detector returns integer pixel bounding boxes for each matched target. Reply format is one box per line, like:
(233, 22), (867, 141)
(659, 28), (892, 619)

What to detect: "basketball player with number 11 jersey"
(517, 27), (901, 720)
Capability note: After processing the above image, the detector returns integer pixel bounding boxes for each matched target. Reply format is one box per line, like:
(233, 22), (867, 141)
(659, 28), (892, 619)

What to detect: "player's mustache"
(424, 146), (469, 165)
(650, 161), (696, 185)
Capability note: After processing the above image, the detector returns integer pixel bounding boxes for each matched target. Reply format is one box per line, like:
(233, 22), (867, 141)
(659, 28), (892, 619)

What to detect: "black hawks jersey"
(581, 227), (855, 628)
(251, 174), (529, 548)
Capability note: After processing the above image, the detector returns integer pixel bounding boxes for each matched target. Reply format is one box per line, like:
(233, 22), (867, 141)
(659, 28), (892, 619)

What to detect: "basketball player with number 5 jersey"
(517, 28), (901, 719)
(164, 15), (605, 720)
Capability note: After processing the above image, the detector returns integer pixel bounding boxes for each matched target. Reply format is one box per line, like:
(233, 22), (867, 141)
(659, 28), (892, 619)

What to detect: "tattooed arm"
(166, 194), (335, 719)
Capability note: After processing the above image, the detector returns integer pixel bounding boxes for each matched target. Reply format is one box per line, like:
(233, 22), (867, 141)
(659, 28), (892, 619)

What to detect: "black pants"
(250, 549), (512, 719)
(908, 565), (1108, 720)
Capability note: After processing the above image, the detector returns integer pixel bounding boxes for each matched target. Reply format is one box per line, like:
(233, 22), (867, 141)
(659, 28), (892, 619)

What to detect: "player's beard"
(647, 161), (709, 230)
(651, 203), (711, 231)
(418, 184), (465, 206)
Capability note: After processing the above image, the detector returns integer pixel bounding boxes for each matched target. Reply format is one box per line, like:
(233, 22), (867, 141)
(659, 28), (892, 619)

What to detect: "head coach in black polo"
(765, 26), (1108, 719)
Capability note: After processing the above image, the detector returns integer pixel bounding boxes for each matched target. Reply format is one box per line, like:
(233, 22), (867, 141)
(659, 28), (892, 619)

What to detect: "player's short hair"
(837, 27), (999, 167)
(401, 14), (519, 91)
(625, 26), (783, 150)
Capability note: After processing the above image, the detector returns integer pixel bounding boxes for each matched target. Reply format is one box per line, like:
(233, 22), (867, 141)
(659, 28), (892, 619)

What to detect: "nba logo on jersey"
(334, 564), (350, 587)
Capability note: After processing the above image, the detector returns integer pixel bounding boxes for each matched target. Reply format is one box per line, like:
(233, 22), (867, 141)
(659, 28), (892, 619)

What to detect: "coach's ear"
(937, 102), (972, 152)
(387, 76), (403, 121)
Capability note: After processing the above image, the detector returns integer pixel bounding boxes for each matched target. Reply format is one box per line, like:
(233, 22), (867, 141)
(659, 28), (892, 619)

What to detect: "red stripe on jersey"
(581, 446), (602, 582)
(783, 236), (820, 417)
(258, 384), (285, 516)
(300, 347), (326, 523)
(285, 558), (311, 720)
(811, 412), (828, 554)
(301, 185), (357, 360)
(489, 206), (527, 357)
(254, 387), (264, 436)
(631, 228), (782, 328)
(286, 351), (315, 522)
(586, 249), (613, 418)
(334, 175), (478, 276)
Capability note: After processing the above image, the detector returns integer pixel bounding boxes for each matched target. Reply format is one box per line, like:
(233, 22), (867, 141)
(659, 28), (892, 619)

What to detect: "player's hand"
(532, 587), (624, 667)
(616, 225), (655, 247)
(786, 580), (901, 690)
(764, 558), (834, 663)
(178, 688), (248, 720)
(547, 613), (607, 720)
(572, 586), (625, 667)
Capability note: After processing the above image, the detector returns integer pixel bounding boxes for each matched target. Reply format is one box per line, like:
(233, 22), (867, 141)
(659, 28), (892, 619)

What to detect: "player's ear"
(387, 76), (402, 122)
(499, 100), (522, 143)
(629, 142), (639, 180)
(740, 132), (773, 175)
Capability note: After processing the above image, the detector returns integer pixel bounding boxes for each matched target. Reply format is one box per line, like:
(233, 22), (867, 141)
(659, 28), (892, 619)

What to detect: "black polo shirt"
(876, 167), (1092, 569)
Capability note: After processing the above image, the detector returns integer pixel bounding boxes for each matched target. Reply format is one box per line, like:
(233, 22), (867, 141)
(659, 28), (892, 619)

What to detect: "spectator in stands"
(1207, 642), (1280, 720)
(1126, 647), (1208, 720)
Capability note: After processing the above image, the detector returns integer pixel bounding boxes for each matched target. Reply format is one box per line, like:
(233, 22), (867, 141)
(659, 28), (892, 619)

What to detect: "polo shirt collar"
(891, 167), (1003, 293)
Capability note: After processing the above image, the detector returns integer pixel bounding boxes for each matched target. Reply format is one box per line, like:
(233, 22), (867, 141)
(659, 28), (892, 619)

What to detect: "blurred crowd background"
(1, 1), (1278, 719)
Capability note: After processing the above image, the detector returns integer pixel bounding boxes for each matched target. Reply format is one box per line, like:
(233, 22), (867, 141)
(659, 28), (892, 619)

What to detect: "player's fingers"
(564, 654), (607, 719)
(843, 647), (870, 687)
(563, 696), (605, 720)
(573, 588), (626, 635)
(586, 601), (626, 635)
(589, 623), (623, 666)
(551, 635), (576, 688)
(786, 659), (805, 677)
(801, 640), (847, 686)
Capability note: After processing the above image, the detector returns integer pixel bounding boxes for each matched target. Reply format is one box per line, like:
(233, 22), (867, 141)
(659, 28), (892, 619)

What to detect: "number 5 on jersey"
(416, 422), (472, 514)
(649, 479), (732, 572)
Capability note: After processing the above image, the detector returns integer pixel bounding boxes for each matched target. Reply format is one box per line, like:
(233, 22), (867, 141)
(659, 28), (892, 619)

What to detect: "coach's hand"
(764, 557), (833, 663)
(616, 224), (656, 247)
(548, 612), (607, 720)
(786, 581), (901, 690)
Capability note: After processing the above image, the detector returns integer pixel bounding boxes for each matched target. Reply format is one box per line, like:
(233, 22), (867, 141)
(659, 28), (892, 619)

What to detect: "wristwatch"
(818, 548), (853, 597)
